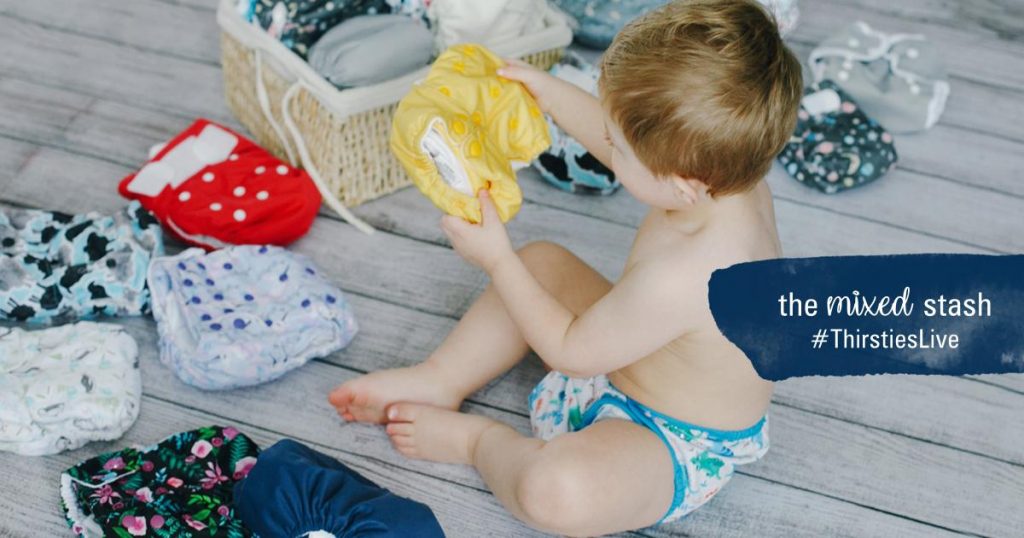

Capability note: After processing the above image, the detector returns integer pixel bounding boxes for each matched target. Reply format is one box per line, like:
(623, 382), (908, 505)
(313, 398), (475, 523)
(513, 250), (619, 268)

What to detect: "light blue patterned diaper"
(532, 52), (620, 195)
(148, 245), (358, 390)
(0, 202), (163, 324)
(529, 371), (769, 523)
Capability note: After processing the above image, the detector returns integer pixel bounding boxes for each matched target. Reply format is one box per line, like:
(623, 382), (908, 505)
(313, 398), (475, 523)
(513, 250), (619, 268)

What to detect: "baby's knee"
(516, 455), (594, 535)
(517, 240), (572, 266)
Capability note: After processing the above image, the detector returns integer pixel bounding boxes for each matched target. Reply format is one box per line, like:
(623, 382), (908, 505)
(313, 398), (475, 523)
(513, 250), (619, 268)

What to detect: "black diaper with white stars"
(0, 202), (163, 324)
(777, 80), (898, 194)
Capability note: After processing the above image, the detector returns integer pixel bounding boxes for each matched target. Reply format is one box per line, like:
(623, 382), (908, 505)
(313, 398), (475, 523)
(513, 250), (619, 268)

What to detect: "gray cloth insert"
(308, 14), (434, 88)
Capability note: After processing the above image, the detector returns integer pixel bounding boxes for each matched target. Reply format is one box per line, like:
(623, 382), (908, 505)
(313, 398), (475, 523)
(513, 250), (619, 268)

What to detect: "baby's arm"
(490, 251), (699, 377)
(499, 61), (613, 170)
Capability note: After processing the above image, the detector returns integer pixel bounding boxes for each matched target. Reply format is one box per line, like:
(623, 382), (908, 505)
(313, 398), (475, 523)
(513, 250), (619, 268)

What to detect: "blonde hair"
(600, 0), (802, 195)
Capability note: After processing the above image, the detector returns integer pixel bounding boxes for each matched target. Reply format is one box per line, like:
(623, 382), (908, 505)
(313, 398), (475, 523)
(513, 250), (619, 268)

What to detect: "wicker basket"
(217, 0), (572, 233)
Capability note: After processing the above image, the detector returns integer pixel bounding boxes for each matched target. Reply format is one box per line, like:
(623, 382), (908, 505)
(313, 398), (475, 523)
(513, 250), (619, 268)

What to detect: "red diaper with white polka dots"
(118, 119), (321, 250)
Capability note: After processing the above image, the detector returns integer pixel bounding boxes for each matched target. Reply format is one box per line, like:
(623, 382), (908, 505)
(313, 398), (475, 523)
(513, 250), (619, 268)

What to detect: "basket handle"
(281, 82), (375, 235)
(252, 50), (375, 234)
(254, 50), (297, 166)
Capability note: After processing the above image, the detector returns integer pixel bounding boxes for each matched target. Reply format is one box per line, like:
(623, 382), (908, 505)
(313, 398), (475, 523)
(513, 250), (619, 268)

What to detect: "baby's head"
(599, 0), (802, 207)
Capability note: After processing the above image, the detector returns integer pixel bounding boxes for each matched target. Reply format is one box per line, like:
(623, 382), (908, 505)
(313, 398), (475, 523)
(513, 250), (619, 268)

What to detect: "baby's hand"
(440, 190), (515, 274)
(498, 59), (557, 114)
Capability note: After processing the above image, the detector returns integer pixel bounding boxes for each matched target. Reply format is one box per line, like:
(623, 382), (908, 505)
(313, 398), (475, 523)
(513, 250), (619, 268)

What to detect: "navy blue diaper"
(233, 439), (444, 537)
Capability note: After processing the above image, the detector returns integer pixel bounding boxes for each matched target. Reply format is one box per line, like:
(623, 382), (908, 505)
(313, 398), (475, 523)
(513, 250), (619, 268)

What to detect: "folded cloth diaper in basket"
(532, 52), (619, 195)
(233, 439), (444, 537)
(427, 0), (547, 51)
(777, 80), (898, 194)
(119, 119), (322, 251)
(308, 14), (435, 88)
(809, 21), (949, 133)
(250, 0), (392, 58)
(391, 44), (551, 223)
(148, 245), (358, 390)
(0, 202), (163, 324)
(0, 323), (140, 456)
(60, 425), (260, 538)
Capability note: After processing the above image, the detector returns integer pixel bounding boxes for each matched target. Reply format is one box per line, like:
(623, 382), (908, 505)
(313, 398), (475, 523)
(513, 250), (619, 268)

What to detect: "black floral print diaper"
(61, 426), (260, 537)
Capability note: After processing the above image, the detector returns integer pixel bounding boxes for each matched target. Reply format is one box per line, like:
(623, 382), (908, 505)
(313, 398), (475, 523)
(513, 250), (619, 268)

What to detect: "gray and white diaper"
(148, 245), (358, 391)
(810, 21), (950, 133)
(0, 322), (141, 456)
(308, 14), (435, 88)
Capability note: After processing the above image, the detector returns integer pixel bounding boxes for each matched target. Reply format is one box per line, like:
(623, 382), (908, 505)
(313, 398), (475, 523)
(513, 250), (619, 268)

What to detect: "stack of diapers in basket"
(233, 439), (445, 537)
(246, 0), (392, 58)
(0, 202), (163, 324)
(391, 44), (551, 223)
(148, 245), (358, 390)
(0, 323), (141, 456)
(119, 119), (322, 251)
(61, 425), (259, 537)
(240, 0), (556, 89)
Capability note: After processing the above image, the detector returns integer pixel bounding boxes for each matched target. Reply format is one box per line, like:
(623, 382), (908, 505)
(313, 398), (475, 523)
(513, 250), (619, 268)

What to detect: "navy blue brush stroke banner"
(708, 254), (1024, 381)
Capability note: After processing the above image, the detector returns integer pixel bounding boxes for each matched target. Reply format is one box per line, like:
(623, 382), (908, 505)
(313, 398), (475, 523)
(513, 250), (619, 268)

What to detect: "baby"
(330, 0), (802, 534)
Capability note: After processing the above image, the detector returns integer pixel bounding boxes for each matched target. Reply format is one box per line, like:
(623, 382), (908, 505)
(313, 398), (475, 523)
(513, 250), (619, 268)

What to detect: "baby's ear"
(669, 176), (708, 205)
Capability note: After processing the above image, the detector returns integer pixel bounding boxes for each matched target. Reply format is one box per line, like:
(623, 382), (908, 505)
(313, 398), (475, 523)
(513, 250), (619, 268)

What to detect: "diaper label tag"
(420, 119), (473, 196)
(802, 88), (842, 116)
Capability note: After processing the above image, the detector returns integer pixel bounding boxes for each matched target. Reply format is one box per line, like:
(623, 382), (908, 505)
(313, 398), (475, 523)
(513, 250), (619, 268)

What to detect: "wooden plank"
(0, 15), (230, 123)
(0, 136), (38, 183)
(3, 0), (221, 65)
(971, 373), (1024, 394)
(819, 0), (1024, 48)
(893, 126), (1024, 197)
(765, 165), (1023, 252)
(788, 0), (1024, 92)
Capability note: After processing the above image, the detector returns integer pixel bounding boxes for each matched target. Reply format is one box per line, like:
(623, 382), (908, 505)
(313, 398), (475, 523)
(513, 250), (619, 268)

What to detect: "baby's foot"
(328, 363), (464, 424)
(385, 403), (498, 465)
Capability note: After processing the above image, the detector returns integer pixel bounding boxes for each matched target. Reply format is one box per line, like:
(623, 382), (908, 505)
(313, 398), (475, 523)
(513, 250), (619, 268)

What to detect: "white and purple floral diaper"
(148, 245), (358, 390)
(0, 322), (141, 456)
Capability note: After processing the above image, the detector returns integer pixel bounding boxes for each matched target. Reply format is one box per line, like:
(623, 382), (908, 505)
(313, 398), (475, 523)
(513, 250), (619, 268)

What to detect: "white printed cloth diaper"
(809, 21), (949, 133)
(148, 245), (358, 390)
(0, 322), (141, 456)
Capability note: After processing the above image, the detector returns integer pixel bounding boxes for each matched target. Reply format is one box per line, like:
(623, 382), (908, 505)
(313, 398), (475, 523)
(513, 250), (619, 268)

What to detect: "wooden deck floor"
(1, 0), (1023, 536)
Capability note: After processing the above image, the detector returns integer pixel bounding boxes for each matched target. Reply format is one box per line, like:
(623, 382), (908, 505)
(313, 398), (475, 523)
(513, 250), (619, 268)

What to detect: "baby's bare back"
(609, 183), (779, 431)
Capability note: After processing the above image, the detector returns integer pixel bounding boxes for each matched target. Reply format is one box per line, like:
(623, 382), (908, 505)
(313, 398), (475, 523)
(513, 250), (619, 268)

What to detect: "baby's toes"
(386, 402), (421, 423)
(349, 392), (384, 423)
(327, 384), (354, 410)
(386, 422), (415, 437)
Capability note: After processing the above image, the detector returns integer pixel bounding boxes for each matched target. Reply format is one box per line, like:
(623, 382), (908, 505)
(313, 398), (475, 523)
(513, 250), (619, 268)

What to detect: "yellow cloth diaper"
(390, 44), (551, 223)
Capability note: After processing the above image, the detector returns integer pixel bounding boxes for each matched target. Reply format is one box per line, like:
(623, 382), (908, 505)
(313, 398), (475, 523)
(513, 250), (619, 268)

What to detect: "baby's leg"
(330, 241), (612, 423)
(386, 404), (675, 536)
